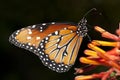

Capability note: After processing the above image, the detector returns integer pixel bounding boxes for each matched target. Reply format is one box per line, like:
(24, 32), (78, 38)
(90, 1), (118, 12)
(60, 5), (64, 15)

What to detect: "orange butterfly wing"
(9, 20), (87, 73)
(9, 23), (72, 56)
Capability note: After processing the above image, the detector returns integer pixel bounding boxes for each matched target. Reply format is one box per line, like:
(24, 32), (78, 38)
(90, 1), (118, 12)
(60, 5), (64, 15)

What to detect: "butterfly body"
(9, 18), (87, 73)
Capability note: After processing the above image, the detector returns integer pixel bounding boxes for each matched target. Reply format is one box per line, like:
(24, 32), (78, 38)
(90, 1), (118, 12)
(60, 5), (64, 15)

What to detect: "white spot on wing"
(33, 44), (36, 46)
(57, 68), (59, 70)
(57, 39), (60, 42)
(58, 45), (60, 48)
(45, 37), (48, 40)
(40, 30), (43, 32)
(51, 22), (55, 24)
(28, 43), (31, 45)
(45, 41), (48, 43)
(49, 64), (52, 66)
(48, 34), (52, 36)
(36, 37), (40, 40)
(32, 25), (36, 28)
(64, 28), (67, 30)
(40, 55), (43, 58)
(28, 31), (32, 34)
(26, 46), (29, 48)
(41, 45), (44, 48)
(46, 58), (48, 61)
(65, 65), (68, 68)
(22, 44), (25, 46)
(43, 58), (45, 61)
(17, 30), (20, 32)
(45, 62), (48, 65)
(30, 47), (33, 49)
(14, 37), (16, 39)
(37, 48), (40, 51)
(16, 32), (18, 35)
(40, 27), (43, 29)
(64, 53), (67, 56)
(55, 31), (58, 35)
(21, 28), (25, 30)
(42, 23), (46, 25)
(15, 30), (20, 35)
(28, 29), (32, 34)
(61, 68), (63, 70)
(71, 30), (73, 33)
(27, 36), (32, 40)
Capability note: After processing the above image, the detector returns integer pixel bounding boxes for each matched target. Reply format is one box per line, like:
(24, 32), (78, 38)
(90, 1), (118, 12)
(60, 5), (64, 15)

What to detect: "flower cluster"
(75, 25), (120, 80)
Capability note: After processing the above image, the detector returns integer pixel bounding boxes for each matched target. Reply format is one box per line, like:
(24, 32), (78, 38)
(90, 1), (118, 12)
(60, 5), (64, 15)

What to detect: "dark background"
(1, 0), (120, 80)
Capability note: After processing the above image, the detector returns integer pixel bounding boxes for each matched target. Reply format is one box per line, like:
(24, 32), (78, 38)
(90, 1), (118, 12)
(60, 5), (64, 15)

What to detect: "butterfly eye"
(9, 21), (87, 73)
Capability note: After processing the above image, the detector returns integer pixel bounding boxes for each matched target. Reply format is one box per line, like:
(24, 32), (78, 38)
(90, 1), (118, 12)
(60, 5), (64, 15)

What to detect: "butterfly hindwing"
(37, 25), (83, 72)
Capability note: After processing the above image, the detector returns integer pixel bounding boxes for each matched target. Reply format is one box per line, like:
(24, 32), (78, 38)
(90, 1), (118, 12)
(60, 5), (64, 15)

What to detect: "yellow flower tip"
(84, 50), (90, 54)
(88, 43), (106, 53)
(75, 75), (93, 80)
(91, 40), (101, 46)
(74, 68), (84, 74)
(94, 26), (105, 33)
(84, 50), (98, 57)
(80, 57), (100, 65)
(88, 43), (94, 49)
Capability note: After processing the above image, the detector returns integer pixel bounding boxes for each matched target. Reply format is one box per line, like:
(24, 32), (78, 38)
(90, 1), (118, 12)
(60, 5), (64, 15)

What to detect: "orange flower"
(75, 25), (120, 80)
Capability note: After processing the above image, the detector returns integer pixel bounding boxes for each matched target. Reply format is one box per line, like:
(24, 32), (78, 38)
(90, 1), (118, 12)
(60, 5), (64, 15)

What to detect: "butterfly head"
(77, 17), (88, 37)
(77, 8), (97, 37)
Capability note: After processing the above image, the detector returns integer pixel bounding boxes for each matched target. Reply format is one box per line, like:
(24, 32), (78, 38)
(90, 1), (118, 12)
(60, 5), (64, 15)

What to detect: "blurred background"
(1, 0), (120, 80)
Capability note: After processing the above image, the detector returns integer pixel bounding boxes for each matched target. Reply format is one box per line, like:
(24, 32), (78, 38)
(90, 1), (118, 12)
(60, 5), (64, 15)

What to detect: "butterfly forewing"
(9, 22), (86, 73)
(9, 23), (71, 55)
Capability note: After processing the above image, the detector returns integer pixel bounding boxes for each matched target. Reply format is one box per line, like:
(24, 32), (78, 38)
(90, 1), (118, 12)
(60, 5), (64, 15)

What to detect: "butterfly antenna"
(83, 8), (97, 18)
(86, 34), (92, 42)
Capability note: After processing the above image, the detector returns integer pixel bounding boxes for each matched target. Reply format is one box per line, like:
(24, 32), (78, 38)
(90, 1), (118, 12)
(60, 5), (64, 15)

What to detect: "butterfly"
(9, 8), (96, 73)
(9, 18), (87, 73)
